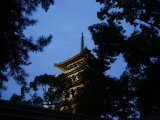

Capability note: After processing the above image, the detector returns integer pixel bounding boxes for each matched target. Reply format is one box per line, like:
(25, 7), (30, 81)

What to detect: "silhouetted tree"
(66, 65), (137, 119)
(89, 22), (124, 71)
(0, 0), (54, 90)
(32, 93), (44, 107)
(21, 73), (71, 109)
(10, 93), (23, 103)
(74, 68), (107, 116)
(29, 74), (56, 93)
(89, 0), (160, 118)
(112, 73), (138, 119)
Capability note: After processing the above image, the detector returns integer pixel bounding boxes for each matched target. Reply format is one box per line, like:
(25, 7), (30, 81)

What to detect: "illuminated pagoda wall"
(55, 33), (96, 111)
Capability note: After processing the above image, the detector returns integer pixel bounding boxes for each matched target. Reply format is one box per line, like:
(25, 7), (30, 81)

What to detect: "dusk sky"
(2, 0), (127, 100)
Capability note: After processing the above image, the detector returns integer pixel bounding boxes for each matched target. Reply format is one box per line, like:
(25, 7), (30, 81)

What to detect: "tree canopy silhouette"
(89, 0), (160, 118)
(0, 0), (54, 90)
(18, 73), (71, 109)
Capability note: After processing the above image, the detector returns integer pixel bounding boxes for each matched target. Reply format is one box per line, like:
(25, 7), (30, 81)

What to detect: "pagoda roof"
(54, 48), (92, 71)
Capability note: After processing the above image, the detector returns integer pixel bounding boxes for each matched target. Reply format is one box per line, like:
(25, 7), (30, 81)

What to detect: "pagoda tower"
(55, 33), (95, 111)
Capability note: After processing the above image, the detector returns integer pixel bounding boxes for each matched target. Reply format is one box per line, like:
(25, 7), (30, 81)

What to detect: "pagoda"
(55, 33), (95, 111)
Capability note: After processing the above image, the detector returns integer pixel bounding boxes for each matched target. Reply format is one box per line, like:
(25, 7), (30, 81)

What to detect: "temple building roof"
(54, 48), (93, 72)
(54, 33), (96, 79)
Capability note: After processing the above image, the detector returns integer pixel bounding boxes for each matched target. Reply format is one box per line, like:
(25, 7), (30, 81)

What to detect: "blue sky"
(2, 0), (127, 100)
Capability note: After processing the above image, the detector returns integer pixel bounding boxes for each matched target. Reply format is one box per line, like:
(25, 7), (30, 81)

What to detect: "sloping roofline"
(54, 47), (90, 68)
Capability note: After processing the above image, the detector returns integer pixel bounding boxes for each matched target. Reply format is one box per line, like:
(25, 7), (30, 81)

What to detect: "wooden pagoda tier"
(55, 48), (94, 87)
(55, 48), (93, 75)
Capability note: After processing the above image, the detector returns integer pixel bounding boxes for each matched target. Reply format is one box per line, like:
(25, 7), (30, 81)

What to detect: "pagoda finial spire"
(81, 32), (84, 51)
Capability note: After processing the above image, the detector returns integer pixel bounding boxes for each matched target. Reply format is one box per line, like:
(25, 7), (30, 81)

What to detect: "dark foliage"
(74, 68), (107, 116)
(89, 0), (160, 118)
(89, 22), (125, 71)
(74, 69), (137, 119)
(10, 93), (23, 103)
(20, 73), (71, 109)
(0, 0), (54, 89)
